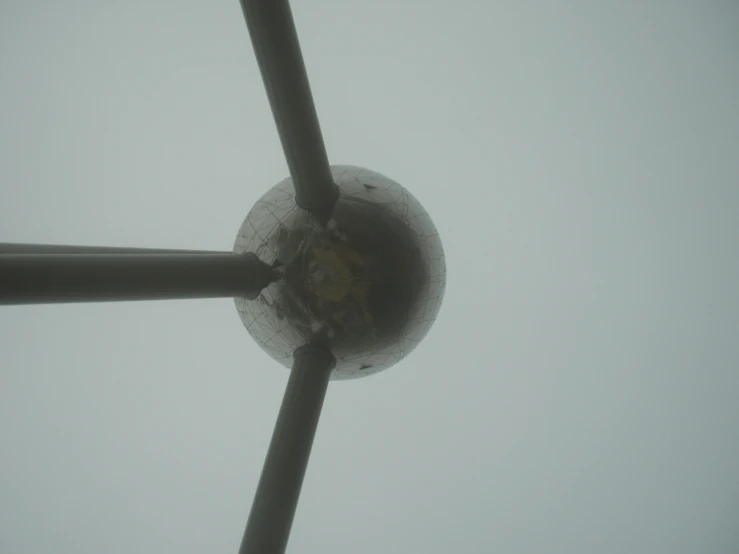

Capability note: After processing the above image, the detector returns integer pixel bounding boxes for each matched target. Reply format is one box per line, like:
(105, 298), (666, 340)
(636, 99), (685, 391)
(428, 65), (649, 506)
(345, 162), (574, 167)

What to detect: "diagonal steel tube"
(239, 343), (335, 554)
(239, 0), (339, 222)
(0, 253), (277, 305)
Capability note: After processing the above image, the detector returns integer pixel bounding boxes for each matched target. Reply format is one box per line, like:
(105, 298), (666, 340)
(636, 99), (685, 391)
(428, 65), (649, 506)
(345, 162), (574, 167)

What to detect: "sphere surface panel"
(234, 165), (446, 380)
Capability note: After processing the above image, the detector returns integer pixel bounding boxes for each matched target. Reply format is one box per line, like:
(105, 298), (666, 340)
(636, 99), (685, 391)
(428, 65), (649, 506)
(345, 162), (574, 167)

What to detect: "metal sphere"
(234, 165), (446, 380)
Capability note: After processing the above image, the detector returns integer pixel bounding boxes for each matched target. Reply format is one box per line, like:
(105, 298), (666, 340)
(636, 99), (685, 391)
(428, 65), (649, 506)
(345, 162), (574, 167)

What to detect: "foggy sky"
(1, 1), (738, 553)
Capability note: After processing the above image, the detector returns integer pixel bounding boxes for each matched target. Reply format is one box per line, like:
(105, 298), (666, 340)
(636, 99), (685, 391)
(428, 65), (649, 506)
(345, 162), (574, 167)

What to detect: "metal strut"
(0, 252), (277, 304)
(239, 0), (339, 223)
(238, 342), (335, 554)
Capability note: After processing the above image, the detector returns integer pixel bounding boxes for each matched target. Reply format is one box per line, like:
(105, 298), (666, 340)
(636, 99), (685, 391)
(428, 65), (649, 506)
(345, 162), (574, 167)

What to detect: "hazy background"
(1, 1), (738, 552)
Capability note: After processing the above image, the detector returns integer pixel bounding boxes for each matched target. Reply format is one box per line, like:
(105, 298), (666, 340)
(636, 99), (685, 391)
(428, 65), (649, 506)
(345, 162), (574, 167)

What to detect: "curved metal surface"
(234, 165), (447, 379)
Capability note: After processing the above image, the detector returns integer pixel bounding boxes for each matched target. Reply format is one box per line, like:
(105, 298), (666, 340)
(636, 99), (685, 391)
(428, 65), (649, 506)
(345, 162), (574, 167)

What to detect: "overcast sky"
(1, 1), (738, 553)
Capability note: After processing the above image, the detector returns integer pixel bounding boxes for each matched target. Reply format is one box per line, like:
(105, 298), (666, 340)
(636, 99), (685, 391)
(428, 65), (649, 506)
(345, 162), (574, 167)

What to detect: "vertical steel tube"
(239, 344), (335, 554)
(239, 0), (339, 222)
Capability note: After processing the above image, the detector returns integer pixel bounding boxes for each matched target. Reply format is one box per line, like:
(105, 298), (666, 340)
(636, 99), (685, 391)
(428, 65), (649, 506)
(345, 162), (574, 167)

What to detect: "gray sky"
(1, 1), (738, 553)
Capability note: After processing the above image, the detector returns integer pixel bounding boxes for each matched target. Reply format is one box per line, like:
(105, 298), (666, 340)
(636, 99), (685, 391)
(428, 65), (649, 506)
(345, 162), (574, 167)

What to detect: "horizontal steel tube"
(0, 253), (276, 304)
(0, 243), (229, 255)
(239, 0), (339, 221)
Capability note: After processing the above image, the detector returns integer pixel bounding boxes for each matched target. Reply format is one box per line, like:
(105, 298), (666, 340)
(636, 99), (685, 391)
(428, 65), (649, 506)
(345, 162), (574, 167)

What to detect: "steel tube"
(0, 253), (276, 304)
(239, 344), (335, 554)
(0, 243), (229, 255)
(239, 0), (339, 222)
